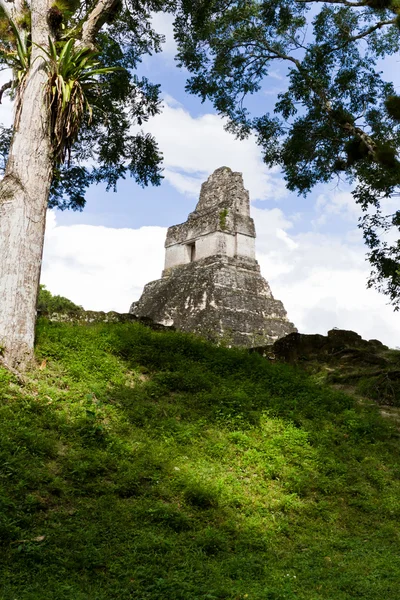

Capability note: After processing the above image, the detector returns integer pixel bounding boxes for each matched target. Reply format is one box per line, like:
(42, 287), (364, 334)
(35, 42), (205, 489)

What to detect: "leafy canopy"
(175, 0), (400, 307)
(0, 0), (175, 210)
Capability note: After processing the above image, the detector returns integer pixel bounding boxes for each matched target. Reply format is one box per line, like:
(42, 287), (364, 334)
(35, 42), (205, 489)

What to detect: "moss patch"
(219, 208), (229, 230)
(0, 319), (399, 599)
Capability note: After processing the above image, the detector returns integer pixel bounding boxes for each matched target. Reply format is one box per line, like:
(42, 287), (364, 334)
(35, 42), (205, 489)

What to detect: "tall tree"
(0, 0), (170, 368)
(175, 0), (400, 308)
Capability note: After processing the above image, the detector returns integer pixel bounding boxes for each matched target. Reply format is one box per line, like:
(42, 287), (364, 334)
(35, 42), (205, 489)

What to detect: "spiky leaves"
(3, 19), (31, 91)
(0, 0), (174, 369)
(39, 38), (118, 164)
(0, 2), (170, 209)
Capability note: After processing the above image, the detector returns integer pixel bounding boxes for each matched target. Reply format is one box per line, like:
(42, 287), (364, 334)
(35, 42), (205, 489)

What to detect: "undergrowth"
(0, 319), (399, 599)
(37, 284), (82, 315)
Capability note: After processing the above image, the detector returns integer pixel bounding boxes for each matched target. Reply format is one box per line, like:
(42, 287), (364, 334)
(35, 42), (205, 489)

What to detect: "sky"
(1, 12), (400, 348)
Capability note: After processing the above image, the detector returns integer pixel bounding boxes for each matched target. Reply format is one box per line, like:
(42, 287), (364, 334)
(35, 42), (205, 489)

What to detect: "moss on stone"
(219, 208), (229, 230)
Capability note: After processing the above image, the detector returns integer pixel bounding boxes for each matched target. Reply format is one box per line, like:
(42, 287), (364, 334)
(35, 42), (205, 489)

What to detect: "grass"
(305, 346), (400, 407)
(0, 318), (399, 599)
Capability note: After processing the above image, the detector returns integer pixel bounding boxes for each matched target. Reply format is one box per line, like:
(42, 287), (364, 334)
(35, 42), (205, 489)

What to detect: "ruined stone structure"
(130, 167), (296, 346)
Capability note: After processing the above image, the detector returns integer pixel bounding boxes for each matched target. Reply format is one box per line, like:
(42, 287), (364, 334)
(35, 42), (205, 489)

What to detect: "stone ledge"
(251, 328), (389, 361)
(37, 310), (174, 332)
(161, 255), (261, 280)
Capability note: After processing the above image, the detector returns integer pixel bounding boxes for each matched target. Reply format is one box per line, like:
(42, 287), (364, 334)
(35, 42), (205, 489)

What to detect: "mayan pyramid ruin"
(130, 167), (296, 346)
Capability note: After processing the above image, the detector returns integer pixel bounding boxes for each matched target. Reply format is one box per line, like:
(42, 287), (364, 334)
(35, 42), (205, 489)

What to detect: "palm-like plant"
(10, 24), (30, 87)
(0, 20), (32, 125)
(0, 19), (31, 93)
(40, 38), (117, 163)
(2, 18), (117, 164)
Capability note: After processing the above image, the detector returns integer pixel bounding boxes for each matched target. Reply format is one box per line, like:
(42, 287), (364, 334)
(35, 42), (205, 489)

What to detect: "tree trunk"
(0, 1), (52, 369)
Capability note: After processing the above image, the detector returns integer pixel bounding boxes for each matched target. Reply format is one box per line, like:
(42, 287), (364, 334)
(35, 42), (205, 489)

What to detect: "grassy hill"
(1, 318), (399, 600)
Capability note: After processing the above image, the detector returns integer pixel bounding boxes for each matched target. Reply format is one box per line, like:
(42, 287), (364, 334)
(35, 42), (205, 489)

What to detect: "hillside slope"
(1, 319), (399, 600)
(268, 329), (400, 409)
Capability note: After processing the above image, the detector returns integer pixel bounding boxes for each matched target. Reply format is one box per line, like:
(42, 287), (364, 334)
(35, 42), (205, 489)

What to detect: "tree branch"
(334, 18), (396, 49)
(0, 0), (12, 18)
(0, 80), (11, 103)
(296, 0), (372, 6)
(80, 0), (121, 48)
(258, 41), (378, 158)
(259, 41), (303, 69)
(0, 0), (24, 23)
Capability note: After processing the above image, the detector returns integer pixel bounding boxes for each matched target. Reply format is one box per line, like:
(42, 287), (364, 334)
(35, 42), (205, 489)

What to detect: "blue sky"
(55, 13), (306, 231)
(53, 12), (366, 234)
(1, 12), (399, 347)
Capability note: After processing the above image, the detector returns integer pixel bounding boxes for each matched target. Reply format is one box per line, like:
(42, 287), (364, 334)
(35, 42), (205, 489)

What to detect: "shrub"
(37, 284), (82, 314)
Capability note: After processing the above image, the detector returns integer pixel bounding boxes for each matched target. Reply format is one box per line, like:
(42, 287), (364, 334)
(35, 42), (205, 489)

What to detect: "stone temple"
(130, 167), (296, 346)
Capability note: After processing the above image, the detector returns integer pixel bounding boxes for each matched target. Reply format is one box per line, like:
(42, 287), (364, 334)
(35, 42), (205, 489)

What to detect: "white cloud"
(264, 87), (286, 96)
(0, 68), (14, 128)
(164, 170), (205, 197)
(253, 207), (400, 348)
(143, 99), (286, 202)
(42, 208), (400, 349)
(150, 12), (177, 59)
(41, 212), (166, 312)
(268, 70), (284, 81)
(313, 190), (362, 227)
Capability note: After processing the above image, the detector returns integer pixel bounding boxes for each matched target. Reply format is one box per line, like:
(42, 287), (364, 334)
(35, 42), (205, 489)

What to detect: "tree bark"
(0, 0), (52, 369)
(80, 0), (121, 48)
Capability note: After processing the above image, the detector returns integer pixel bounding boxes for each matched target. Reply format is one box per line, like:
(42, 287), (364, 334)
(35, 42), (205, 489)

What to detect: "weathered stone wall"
(130, 166), (296, 347)
(132, 256), (294, 346)
(163, 166), (256, 272)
